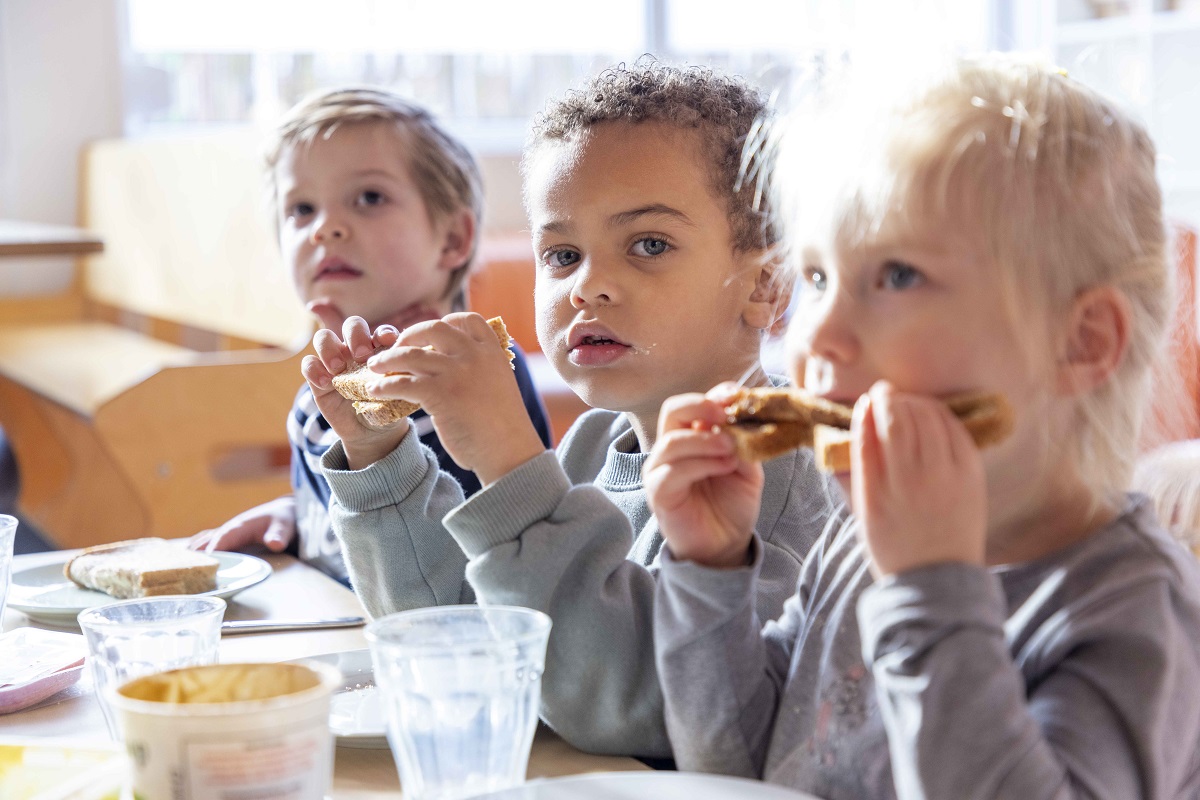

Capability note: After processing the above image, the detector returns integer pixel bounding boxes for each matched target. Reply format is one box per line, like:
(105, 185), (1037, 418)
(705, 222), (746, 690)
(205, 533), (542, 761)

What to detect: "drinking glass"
(78, 595), (226, 738)
(366, 605), (552, 800)
(0, 515), (15, 623)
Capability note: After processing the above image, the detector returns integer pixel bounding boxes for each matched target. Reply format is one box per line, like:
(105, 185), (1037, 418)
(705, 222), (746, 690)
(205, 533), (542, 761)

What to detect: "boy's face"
(527, 121), (768, 417)
(275, 122), (459, 330)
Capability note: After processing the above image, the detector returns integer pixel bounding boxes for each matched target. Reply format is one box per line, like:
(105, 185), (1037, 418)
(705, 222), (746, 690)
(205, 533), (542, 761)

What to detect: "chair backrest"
(79, 131), (311, 348)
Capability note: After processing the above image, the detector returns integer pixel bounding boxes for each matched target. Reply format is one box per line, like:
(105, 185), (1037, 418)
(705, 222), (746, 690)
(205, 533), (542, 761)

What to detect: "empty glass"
(366, 605), (552, 800)
(78, 595), (226, 738)
(0, 515), (15, 623)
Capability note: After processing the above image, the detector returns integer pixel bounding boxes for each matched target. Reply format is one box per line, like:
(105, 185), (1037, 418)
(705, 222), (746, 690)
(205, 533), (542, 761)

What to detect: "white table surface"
(1, 549), (648, 798)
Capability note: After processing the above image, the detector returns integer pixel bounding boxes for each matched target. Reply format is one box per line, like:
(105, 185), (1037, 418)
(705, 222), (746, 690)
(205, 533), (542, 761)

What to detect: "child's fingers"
(301, 354), (335, 392)
(644, 455), (740, 507)
(646, 426), (735, 470)
(341, 315), (376, 360)
(398, 313), (493, 355)
(852, 392), (885, 515)
(367, 372), (422, 402)
(658, 393), (725, 434)
(312, 329), (351, 374)
(368, 344), (440, 379)
(372, 324), (400, 349)
(705, 381), (746, 405)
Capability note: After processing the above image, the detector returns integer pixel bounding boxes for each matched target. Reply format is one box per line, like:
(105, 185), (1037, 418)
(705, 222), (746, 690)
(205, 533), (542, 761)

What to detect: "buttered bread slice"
(65, 538), (220, 599)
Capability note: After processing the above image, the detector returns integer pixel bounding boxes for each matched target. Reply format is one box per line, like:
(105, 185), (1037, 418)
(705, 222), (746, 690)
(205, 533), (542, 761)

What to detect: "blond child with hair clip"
(647, 55), (1200, 798)
(301, 61), (833, 758)
(189, 87), (552, 583)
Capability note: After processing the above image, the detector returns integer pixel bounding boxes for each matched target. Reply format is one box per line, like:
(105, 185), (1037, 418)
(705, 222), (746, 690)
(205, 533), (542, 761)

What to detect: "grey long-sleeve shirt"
(655, 495), (1200, 799)
(322, 397), (833, 758)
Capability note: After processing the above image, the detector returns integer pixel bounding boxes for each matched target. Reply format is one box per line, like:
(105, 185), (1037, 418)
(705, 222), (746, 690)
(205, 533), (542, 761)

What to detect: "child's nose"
(310, 214), (348, 244)
(569, 259), (616, 308)
(798, 290), (859, 366)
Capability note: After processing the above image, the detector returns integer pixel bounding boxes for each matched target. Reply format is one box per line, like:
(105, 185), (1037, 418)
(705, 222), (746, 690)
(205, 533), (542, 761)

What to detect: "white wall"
(0, 0), (125, 294)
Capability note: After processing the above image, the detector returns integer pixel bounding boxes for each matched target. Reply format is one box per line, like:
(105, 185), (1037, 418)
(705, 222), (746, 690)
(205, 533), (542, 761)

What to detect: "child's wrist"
(671, 539), (754, 570)
(345, 430), (407, 471)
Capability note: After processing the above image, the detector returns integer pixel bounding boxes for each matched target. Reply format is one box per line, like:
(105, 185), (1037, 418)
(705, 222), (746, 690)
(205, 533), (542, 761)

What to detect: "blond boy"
(191, 88), (551, 581)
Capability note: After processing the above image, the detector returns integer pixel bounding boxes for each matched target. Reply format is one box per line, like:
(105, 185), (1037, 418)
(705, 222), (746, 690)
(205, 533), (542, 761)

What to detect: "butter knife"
(221, 616), (366, 635)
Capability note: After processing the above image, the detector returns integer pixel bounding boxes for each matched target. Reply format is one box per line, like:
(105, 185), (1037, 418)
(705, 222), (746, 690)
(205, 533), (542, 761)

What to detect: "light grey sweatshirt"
(655, 495), (1200, 799)
(322, 397), (833, 758)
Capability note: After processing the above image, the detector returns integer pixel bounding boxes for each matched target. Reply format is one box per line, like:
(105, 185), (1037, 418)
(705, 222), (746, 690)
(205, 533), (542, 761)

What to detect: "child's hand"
(362, 312), (546, 485)
(301, 316), (406, 470)
(851, 381), (987, 577)
(188, 496), (296, 554)
(644, 384), (763, 568)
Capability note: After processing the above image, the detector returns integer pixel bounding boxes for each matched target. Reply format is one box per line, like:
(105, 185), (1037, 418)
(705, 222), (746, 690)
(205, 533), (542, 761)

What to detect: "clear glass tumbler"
(366, 605), (552, 800)
(78, 594), (226, 738)
(0, 515), (15, 623)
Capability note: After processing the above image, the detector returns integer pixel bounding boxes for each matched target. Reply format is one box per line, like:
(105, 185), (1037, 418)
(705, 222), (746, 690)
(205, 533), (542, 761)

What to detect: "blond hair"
(774, 54), (1170, 500)
(1133, 440), (1200, 552)
(523, 60), (776, 253)
(264, 87), (483, 306)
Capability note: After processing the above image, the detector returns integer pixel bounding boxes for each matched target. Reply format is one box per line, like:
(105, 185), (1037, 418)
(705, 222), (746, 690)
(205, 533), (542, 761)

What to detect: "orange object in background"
(1143, 223), (1200, 450)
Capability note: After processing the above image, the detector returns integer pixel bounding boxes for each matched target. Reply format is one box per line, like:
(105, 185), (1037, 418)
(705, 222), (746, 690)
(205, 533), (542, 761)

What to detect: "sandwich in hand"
(723, 388), (1012, 473)
(331, 316), (514, 428)
(65, 538), (221, 599)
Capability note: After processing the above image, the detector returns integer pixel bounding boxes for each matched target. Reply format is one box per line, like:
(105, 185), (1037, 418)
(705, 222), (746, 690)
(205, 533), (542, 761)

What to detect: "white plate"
(476, 772), (821, 799)
(292, 649), (388, 749)
(6, 551), (272, 626)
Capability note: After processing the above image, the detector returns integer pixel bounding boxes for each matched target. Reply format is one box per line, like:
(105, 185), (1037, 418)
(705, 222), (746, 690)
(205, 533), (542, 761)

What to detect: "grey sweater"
(655, 495), (1200, 799)
(322, 402), (832, 758)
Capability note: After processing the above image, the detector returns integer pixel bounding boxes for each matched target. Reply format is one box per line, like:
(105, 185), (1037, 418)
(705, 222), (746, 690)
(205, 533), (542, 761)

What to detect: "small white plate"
(293, 649), (388, 750)
(6, 551), (272, 626)
(475, 772), (822, 799)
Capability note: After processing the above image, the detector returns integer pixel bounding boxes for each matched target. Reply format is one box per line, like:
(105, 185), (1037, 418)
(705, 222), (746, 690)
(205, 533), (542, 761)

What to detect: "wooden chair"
(0, 132), (313, 549)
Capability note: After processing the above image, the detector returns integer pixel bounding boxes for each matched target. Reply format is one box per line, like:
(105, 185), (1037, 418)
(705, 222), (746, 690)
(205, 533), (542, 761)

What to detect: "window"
(123, 0), (996, 150)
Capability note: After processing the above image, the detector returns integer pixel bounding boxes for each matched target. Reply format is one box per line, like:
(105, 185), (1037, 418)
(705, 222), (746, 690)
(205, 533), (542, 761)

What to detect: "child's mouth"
(315, 259), (363, 282)
(569, 335), (631, 367)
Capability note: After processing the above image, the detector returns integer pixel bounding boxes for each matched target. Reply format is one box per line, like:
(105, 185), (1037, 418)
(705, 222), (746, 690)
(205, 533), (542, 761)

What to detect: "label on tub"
(178, 726), (332, 800)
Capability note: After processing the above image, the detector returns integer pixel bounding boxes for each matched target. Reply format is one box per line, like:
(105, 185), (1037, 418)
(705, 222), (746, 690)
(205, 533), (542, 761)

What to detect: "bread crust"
(330, 316), (514, 428)
(724, 387), (1013, 472)
(65, 538), (220, 599)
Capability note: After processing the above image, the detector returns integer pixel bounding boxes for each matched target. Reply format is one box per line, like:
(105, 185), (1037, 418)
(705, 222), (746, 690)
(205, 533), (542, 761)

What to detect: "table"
(1, 550), (649, 797)
(0, 219), (103, 257)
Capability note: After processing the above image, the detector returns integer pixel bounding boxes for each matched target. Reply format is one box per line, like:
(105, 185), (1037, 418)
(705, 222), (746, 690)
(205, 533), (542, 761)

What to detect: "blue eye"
(632, 238), (669, 257)
(882, 261), (923, 290)
(289, 202), (314, 219)
(803, 266), (827, 292)
(543, 249), (580, 269)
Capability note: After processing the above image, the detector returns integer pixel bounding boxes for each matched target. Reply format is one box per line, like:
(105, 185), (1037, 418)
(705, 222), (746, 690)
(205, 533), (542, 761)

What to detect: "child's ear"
(436, 209), (476, 272)
(1056, 285), (1131, 396)
(742, 251), (794, 332)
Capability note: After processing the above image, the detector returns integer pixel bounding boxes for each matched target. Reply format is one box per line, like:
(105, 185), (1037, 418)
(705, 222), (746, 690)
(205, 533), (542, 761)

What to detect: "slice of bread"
(65, 538), (220, 599)
(723, 388), (854, 462)
(331, 316), (514, 428)
(725, 387), (1013, 472)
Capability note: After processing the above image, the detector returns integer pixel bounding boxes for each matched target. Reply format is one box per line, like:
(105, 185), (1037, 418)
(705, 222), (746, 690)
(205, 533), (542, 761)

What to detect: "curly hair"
(264, 86), (483, 306)
(524, 60), (775, 252)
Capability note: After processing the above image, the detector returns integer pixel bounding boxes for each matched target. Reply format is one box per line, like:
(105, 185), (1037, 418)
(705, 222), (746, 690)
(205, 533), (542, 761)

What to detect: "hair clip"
(1055, 67), (1069, 78)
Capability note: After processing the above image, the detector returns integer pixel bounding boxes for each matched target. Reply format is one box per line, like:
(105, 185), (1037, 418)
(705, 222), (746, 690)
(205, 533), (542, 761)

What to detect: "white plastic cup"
(78, 595), (226, 738)
(111, 661), (340, 800)
(0, 515), (15, 623)
(366, 605), (552, 800)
